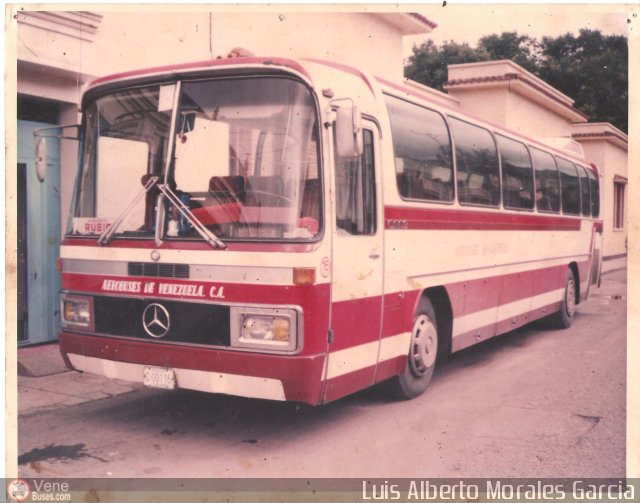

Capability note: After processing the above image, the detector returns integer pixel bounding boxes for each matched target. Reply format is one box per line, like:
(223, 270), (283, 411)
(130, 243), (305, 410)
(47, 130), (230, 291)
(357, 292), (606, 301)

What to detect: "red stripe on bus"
(62, 273), (331, 355)
(329, 262), (579, 350)
(330, 296), (382, 351)
(445, 264), (570, 318)
(329, 262), (581, 343)
(385, 206), (582, 231)
(381, 290), (421, 339)
(62, 272), (329, 303)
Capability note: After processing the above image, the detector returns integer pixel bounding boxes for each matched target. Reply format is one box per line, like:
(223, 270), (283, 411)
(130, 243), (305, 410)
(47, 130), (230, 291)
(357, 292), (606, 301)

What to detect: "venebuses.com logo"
(6, 479), (30, 502)
(6, 479), (72, 502)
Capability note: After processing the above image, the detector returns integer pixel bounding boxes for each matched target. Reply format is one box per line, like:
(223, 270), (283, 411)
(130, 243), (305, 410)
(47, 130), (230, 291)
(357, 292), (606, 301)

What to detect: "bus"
(52, 56), (602, 405)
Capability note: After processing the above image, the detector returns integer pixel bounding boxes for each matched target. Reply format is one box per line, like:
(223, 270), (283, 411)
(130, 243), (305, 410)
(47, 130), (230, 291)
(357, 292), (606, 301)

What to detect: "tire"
(383, 299), (439, 400)
(549, 268), (577, 329)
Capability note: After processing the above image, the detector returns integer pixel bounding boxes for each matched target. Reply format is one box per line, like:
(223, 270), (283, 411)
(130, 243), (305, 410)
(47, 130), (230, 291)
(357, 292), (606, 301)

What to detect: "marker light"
(293, 267), (316, 285)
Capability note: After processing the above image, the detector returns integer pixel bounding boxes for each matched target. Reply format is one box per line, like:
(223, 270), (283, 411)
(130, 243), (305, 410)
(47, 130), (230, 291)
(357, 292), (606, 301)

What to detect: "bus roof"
(87, 56), (312, 89)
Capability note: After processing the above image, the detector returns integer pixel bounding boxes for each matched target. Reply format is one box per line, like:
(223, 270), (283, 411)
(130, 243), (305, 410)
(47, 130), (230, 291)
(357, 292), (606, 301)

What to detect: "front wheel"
(383, 299), (439, 400)
(549, 268), (577, 329)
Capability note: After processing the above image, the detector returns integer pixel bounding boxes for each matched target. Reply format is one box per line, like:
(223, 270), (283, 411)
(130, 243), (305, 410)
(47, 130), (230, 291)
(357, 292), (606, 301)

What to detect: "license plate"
(143, 366), (176, 390)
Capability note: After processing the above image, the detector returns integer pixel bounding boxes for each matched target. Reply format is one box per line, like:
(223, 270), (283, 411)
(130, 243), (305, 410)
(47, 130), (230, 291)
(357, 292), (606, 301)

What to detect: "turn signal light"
(293, 267), (316, 285)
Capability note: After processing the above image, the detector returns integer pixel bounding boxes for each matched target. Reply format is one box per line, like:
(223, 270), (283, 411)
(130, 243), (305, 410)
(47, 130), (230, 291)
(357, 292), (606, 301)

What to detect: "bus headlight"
(230, 307), (299, 353)
(61, 294), (94, 330)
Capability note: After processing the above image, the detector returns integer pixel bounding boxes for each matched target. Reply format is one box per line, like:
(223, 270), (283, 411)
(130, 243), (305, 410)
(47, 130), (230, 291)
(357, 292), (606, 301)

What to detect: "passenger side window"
(577, 165), (591, 216)
(449, 117), (500, 207)
(496, 135), (534, 210)
(530, 147), (561, 213)
(385, 96), (454, 202)
(556, 157), (581, 215)
(334, 129), (376, 235)
(587, 168), (600, 217)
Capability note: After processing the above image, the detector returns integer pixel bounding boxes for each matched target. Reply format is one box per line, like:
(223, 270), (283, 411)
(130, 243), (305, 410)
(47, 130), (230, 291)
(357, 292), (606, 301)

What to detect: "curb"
(18, 342), (69, 377)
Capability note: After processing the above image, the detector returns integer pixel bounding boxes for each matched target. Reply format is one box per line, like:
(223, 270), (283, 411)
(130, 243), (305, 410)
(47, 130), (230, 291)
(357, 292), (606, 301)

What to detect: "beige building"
(572, 122), (629, 258)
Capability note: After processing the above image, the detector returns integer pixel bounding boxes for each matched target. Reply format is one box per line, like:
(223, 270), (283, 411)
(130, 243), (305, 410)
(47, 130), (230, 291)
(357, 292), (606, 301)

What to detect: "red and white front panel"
(59, 242), (332, 405)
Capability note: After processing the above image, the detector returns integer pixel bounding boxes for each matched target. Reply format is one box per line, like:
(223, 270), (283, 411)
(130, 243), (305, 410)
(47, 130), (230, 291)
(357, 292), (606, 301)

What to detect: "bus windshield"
(69, 76), (322, 243)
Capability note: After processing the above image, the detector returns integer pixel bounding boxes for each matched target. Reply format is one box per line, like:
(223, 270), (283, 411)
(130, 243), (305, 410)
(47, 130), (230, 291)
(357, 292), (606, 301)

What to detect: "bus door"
(587, 221), (604, 295)
(323, 122), (384, 402)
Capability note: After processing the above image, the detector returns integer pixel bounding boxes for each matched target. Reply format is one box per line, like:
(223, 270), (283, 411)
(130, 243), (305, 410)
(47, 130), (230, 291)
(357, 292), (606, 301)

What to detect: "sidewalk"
(17, 343), (139, 415)
(601, 255), (627, 275)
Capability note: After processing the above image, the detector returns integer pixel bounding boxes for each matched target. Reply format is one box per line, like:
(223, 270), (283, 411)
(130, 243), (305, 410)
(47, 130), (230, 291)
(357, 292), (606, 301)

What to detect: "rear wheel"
(549, 268), (577, 329)
(384, 299), (438, 399)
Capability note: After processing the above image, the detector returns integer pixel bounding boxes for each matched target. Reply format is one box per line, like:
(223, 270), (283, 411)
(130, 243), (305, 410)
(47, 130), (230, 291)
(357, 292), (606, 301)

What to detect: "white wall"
(446, 61), (585, 140)
(84, 12), (408, 80)
(84, 12), (211, 76)
(211, 12), (406, 79)
(504, 91), (574, 138)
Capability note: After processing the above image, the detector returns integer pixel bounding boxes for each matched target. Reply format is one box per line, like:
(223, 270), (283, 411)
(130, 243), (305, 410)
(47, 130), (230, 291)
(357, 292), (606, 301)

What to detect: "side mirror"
(335, 103), (363, 158)
(36, 137), (47, 183)
(33, 123), (80, 183)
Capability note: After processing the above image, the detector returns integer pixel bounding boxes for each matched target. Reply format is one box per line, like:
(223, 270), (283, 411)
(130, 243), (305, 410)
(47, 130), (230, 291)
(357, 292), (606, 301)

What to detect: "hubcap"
(409, 314), (438, 376)
(566, 279), (576, 317)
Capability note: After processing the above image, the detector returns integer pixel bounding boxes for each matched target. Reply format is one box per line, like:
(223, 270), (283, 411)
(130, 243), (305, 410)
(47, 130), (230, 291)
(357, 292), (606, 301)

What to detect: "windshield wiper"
(98, 175), (160, 245)
(156, 183), (227, 250)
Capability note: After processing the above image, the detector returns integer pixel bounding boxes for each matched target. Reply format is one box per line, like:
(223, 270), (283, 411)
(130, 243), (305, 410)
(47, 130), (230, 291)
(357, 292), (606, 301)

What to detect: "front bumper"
(59, 331), (326, 405)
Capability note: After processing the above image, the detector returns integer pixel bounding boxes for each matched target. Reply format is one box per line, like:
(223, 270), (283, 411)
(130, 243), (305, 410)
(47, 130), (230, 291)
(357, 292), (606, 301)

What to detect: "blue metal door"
(17, 120), (61, 345)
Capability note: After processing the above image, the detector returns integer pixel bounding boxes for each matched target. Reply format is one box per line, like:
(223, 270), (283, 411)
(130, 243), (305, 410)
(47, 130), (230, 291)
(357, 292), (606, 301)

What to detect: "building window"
(614, 181), (626, 229)
(17, 95), (60, 124)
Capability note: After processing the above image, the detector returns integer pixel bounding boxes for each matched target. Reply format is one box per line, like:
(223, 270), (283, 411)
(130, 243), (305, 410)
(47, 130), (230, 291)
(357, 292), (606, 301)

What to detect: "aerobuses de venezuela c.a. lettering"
(100, 278), (225, 299)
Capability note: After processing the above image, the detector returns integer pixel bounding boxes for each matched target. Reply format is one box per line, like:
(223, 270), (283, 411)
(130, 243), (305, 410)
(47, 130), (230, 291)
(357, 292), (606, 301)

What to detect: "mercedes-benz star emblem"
(142, 303), (171, 338)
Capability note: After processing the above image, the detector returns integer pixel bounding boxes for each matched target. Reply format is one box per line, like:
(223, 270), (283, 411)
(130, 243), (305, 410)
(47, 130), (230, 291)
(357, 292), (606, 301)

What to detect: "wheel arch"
(417, 286), (453, 359)
(568, 261), (580, 305)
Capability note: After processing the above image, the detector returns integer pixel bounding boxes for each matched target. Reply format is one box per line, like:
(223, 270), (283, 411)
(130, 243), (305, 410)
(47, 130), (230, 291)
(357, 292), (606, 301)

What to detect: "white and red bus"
(55, 56), (602, 405)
